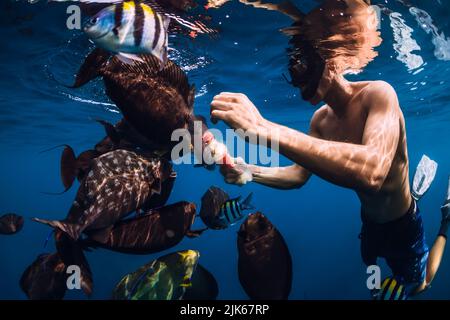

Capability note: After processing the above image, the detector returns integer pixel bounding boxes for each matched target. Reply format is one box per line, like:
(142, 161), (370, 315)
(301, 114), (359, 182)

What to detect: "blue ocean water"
(0, 0), (449, 300)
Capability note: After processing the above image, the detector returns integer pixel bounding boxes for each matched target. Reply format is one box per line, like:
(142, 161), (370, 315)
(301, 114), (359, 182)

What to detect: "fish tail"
(32, 218), (83, 242)
(240, 192), (255, 210)
(70, 48), (111, 88)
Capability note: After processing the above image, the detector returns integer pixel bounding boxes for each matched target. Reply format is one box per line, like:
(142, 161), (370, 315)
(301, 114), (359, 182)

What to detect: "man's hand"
(219, 156), (253, 186)
(210, 92), (266, 137)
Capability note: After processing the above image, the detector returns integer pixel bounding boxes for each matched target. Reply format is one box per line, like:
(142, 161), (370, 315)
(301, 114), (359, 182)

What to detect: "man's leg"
(414, 198), (450, 293)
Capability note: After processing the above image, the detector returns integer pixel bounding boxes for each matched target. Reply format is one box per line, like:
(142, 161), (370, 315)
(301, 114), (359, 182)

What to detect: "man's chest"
(319, 109), (367, 144)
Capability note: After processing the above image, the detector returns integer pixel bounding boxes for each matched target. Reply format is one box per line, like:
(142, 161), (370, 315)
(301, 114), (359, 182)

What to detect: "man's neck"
(323, 76), (354, 116)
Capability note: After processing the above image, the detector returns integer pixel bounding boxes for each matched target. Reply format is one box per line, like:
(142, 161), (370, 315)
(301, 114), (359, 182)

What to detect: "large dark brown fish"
(183, 264), (219, 300)
(71, 48), (197, 152)
(237, 212), (292, 300)
(0, 213), (24, 235)
(82, 201), (202, 254)
(33, 149), (173, 241)
(20, 253), (67, 300)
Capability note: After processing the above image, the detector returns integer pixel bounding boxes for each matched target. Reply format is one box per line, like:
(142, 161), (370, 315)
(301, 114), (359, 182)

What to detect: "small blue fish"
(219, 193), (255, 227)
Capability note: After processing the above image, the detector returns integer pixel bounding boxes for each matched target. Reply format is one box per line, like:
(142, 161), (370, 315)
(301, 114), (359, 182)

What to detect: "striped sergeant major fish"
(81, 0), (215, 67)
(219, 193), (255, 227)
(374, 277), (408, 300)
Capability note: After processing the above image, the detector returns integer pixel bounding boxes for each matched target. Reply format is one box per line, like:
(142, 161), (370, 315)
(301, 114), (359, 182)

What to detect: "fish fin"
(75, 150), (98, 181)
(32, 218), (84, 241)
(84, 226), (113, 244)
(238, 0), (304, 21)
(170, 170), (177, 178)
(151, 175), (163, 195)
(38, 144), (77, 193)
(143, 0), (217, 34)
(240, 192), (255, 210)
(70, 48), (111, 88)
(113, 53), (192, 103)
(61, 145), (77, 192)
(186, 227), (208, 238)
(43, 230), (55, 249)
(155, 45), (168, 71)
(95, 119), (121, 145)
(411, 155), (438, 201)
(116, 52), (144, 65)
(180, 277), (193, 288)
(188, 85), (196, 109)
(158, 60), (193, 102)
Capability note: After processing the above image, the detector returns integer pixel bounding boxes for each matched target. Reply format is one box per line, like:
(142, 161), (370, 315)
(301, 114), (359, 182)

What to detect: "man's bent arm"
(261, 84), (400, 193)
(249, 164), (311, 190)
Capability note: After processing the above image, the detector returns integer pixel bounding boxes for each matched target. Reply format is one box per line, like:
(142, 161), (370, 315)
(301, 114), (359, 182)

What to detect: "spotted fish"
(82, 201), (203, 254)
(33, 149), (173, 241)
(56, 118), (168, 193)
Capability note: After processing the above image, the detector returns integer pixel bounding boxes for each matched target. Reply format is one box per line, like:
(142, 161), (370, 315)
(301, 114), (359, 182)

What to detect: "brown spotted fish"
(59, 118), (170, 192)
(82, 201), (203, 254)
(20, 253), (68, 300)
(33, 149), (173, 241)
(0, 213), (24, 235)
(70, 48), (198, 152)
(237, 212), (292, 300)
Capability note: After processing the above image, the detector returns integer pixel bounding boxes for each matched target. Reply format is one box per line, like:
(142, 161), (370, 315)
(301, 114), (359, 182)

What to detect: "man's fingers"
(213, 95), (237, 103)
(210, 100), (234, 111)
(210, 109), (228, 124)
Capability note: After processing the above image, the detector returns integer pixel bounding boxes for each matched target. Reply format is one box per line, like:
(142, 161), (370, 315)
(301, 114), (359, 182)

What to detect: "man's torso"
(314, 81), (411, 223)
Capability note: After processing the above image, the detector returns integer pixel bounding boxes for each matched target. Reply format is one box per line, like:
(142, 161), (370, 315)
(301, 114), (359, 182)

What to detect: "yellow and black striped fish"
(218, 193), (255, 227)
(375, 277), (408, 300)
(83, 1), (170, 66)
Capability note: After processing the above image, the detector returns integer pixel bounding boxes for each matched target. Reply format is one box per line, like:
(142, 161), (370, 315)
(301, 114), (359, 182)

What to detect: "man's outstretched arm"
(220, 113), (323, 189)
(210, 82), (400, 193)
(222, 163), (311, 189)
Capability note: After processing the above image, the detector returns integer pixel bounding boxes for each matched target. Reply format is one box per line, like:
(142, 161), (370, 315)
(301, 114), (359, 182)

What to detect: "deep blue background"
(0, 0), (449, 299)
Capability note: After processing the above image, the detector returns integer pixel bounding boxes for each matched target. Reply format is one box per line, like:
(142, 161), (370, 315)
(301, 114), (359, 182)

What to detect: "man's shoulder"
(361, 80), (399, 110)
(310, 105), (330, 135)
(362, 80), (398, 100)
(311, 105), (329, 123)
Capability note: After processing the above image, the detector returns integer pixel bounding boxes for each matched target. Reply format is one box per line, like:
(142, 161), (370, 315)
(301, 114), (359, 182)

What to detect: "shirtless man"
(209, 0), (450, 296)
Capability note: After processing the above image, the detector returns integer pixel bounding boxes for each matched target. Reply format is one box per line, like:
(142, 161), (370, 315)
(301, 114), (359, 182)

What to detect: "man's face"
(289, 47), (329, 105)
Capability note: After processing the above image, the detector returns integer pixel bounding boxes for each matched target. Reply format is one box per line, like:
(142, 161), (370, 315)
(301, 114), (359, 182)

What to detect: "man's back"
(312, 80), (411, 223)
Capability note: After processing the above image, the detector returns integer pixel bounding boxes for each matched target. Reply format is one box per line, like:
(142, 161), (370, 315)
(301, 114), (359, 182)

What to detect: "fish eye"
(90, 17), (98, 25)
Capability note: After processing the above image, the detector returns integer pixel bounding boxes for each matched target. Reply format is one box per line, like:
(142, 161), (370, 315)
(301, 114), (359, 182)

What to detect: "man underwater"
(210, 0), (450, 298)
